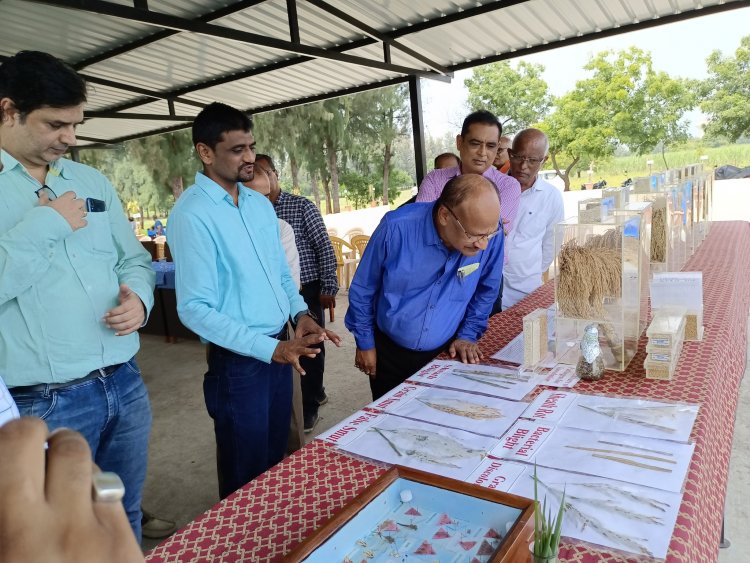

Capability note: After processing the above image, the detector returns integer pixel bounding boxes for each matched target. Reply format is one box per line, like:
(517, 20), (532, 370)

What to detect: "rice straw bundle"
(557, 233), (622, 319)
(557, 230), (625, 364)
(652, 207), (666, 263)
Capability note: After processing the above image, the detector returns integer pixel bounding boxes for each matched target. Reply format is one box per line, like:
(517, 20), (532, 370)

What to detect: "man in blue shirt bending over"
(168, 102), (340, 499)
(345, 174), (504, 400)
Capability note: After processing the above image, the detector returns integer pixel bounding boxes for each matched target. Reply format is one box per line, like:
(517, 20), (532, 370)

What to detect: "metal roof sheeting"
(0, 0), (746, 145)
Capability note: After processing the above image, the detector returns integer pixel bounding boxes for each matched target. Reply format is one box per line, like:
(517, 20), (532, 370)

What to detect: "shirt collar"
(455, 165), (496, 180)
(424, 202), (445, 248)
(275, 190), (289, 207)
(194, 171), (247, 205)
(0, 150), (73, 180)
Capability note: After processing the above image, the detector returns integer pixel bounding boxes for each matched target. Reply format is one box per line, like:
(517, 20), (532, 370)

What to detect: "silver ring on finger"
(92, 471), (125, 503)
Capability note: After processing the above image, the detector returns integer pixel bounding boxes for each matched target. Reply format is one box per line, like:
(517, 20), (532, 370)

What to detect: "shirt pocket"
(82, 211), (116, 256)
(450, 272), (480, 302)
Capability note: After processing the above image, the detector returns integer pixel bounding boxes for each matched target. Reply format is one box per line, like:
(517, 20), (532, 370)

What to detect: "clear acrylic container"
(631, 192), (675, 275)
(602, 186), (630, 209)
(646, 309), (686, 350)
(578, 197), (614, 223)
(554, 211), (650, 372)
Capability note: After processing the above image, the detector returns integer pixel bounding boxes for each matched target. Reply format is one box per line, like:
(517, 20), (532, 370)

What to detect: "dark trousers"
(205, 334), (292, 500)
(299, 280), (325, 418)
(370, 328), (448, 400)
(491, 275), (504, 316)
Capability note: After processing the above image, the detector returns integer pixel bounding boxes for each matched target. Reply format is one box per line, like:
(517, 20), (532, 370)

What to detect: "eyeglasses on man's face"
(507, 150), (545, 167)
(35, 185), (58, 200)
(444, 205), (500, 243)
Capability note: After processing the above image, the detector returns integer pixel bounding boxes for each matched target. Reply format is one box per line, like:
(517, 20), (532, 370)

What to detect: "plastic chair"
(327, 227), (338, 237)
(329, 236), (358, 289)
(343, 227), (364, 241)
(349, 234), (370, 258)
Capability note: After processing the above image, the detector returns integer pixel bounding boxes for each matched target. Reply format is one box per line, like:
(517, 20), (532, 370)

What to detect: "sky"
(420, 7), (749, 139)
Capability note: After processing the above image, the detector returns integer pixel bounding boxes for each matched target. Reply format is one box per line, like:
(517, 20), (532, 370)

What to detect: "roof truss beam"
(304, 0), (450, 75)
(27, 0), (448, 80)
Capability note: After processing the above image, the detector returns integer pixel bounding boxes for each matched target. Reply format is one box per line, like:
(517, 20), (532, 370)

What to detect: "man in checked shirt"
(257, 154), (338, 433)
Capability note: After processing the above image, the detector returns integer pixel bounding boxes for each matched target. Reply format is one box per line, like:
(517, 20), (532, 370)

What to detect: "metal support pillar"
(409, 75), (426, 187)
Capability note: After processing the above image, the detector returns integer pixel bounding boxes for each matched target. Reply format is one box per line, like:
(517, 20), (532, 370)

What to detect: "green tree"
(540, 47), (695, 190)
(349, 85), (410, 205)
(465, 61), (552, 134)
(700, 35), (750, 142)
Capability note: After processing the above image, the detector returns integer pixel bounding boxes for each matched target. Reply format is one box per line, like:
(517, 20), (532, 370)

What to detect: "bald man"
(502, 128), (565, 309)
(345, 174), (505, 399)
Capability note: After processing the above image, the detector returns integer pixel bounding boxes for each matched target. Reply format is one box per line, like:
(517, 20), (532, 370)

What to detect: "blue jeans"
(11, 359), (152, 542)
(205, 344), (292, 499)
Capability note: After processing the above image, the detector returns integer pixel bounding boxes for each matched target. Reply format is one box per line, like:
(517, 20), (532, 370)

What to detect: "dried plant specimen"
(416, 397), (504, 420)
(591, 453), (673, 473)
(651, 207), (667, 262)
(370, 427), (485, 468)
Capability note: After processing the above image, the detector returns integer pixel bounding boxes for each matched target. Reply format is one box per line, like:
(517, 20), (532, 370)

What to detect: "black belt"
(10, 363), (124, 395)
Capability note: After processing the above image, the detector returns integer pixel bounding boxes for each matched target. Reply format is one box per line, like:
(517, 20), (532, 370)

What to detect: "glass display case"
(554, 208), (650, 372)
(285, 466), (535, 563)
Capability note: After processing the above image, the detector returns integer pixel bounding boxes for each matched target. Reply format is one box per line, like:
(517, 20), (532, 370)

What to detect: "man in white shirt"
(244, 168), (301, 287)
(501, 128), (565, 310)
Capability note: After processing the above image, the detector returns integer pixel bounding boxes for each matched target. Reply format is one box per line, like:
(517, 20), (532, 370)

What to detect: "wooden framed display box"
(284, 466), (535, 562)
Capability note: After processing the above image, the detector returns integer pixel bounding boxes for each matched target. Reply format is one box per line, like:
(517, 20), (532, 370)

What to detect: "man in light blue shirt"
(0, 51), (154, 540)
(168, 102), (340, 499)
(345, 174), (504, 399)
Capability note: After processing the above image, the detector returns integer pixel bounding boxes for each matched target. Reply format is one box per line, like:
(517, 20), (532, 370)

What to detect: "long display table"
(147, 221), (750, 563)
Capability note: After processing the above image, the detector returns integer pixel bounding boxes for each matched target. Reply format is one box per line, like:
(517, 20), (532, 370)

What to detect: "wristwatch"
(293, 309), (317, 324)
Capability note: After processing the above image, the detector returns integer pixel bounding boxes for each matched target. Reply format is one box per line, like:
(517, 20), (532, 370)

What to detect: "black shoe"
(304, 412), (320, 433)
(316, 389), (329, 406)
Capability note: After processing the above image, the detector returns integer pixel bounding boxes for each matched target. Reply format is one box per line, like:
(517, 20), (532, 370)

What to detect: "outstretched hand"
(294, 314), (342, 347)
(272, 334), (325, 375)
(104, 284), (145, 336)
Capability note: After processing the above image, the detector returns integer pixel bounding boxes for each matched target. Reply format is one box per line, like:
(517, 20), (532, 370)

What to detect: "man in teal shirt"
(0, 51), (155, 540)
(168, 102), (340, 499)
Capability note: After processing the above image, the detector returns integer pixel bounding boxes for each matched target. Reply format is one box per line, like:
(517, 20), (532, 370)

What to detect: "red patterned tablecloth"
(147, 221), (750, 563)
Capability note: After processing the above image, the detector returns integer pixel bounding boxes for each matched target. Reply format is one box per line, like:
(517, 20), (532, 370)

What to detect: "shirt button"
(429, 304), (435, 309)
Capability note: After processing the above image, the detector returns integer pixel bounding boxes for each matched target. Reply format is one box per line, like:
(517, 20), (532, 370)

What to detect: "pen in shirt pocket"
(457, 262), (480, 281)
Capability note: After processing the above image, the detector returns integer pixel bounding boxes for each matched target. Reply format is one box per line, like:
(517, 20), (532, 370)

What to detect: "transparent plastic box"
(578, 197), (614, 223)
(554, 210), (650, 371)
(631, 192), (676, 275)
(650, 273), (703, 342)
(602, 186), (630, 209)
(644, 352), (680, 380)
(646, 309), (686, 350)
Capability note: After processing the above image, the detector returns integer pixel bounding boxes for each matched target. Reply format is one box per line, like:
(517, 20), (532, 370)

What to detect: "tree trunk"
(326, 138), (341, 214)
(661, 145), (669, 170)
(290, 156), (301, 195)
(322, 176), (332, 215)
(382, 141), (392, 206)
(170, 176), (184, 201)
(310, 170), (321, 209)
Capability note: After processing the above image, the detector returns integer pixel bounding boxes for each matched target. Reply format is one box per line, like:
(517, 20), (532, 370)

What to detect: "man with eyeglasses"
(0, 51), (155, 541)
(416, 111), (520, 236)
(345, 174), (504, 400)
(502, 128), (565, 309)
(493, 135), (513, 174)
